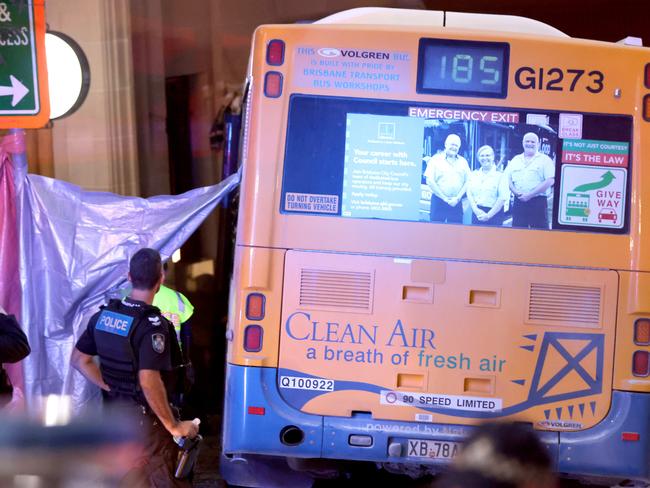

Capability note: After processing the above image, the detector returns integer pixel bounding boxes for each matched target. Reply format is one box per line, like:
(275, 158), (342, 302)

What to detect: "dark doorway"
(165, 74), (224, 422)
(166, 75), (201, 259)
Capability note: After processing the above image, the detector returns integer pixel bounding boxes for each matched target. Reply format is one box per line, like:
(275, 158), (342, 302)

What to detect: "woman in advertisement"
(466, 145), (509, 226)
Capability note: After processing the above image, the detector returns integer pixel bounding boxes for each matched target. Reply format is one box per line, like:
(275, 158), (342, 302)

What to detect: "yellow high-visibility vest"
(153, 285), (194, 339)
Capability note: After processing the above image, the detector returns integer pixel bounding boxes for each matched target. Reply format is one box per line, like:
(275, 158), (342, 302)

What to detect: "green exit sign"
(0, 0), (49, 128)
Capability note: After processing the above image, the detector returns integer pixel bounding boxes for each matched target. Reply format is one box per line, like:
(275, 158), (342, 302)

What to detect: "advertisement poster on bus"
(281, 96), (632, 234)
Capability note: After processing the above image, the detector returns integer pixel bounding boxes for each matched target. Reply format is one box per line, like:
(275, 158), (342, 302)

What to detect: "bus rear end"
(222, 9), (650, 486)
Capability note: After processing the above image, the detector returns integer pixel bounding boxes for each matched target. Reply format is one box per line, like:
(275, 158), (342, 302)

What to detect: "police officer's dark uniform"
(0, 312), (31, 407)
(75, 296), (188, 487)
(0, 312), (30, 364)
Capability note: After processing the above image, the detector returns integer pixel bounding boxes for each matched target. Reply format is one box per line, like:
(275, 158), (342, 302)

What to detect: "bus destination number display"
(417, 39), (509, 98)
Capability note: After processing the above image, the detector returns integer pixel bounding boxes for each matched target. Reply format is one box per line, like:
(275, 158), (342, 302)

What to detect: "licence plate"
(406, 439), (461, 460)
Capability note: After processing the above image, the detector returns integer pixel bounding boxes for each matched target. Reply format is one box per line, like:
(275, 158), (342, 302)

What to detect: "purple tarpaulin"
(2, 131), (239, 413)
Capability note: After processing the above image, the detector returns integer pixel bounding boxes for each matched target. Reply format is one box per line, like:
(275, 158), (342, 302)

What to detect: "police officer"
(153, 262), (195, 410)
(0, 305), (30, 364)
(0, 306), (30, 408)
(72, 248), (198, 486)
(153, 262), (194, 361)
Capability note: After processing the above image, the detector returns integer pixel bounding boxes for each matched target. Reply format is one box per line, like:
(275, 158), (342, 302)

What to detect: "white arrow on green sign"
(0, 74), (29, 106)
(0, 0), (40, 114)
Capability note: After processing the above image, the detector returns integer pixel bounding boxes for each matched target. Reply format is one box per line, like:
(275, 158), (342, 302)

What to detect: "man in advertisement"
(424, 134), (471, 224)
(506, 132), (555, 229)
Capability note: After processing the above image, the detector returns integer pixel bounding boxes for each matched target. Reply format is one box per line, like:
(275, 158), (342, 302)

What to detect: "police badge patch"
(152, 333), (165, 353)
(148, 315), (161, 326)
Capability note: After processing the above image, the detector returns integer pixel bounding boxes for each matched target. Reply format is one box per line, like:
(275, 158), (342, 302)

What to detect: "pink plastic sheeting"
(0, 131), (26, 411)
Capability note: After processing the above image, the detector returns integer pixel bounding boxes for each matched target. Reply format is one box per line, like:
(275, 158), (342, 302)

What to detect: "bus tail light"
(644, 94), (650, 122)
(632, 350), (649, 376)
(266, 39), (285, 66)
(246, 293), (265, 320)
(244, 324), (263, 352)
(264, 72), (283, 98)
(645, 63), (650, 89)
(634, 318), (650, 344)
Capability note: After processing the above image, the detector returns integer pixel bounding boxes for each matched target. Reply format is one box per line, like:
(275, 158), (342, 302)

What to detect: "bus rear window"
(281, 95), (632, 234)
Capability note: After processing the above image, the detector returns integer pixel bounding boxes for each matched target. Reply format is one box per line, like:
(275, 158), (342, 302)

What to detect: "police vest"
(93, 299), (159, 405)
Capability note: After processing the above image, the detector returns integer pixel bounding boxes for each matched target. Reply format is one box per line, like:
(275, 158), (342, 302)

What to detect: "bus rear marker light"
(248, 406), (265, 415)
(246, 293), (266, 321)
(634, 318), (650, 345)
(266, 39), (285, 66)
(243, 324), (263, 352)
(632, 350), (649, 377)
(264, 72), (283, 98)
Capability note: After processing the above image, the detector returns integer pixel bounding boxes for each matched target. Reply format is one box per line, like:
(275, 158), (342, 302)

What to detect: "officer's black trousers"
(121, 413), (191, 488)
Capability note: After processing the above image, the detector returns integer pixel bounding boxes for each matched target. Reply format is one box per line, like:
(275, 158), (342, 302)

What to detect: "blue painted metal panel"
(558, 391), (650, 483)
(222, 364), (323, 457)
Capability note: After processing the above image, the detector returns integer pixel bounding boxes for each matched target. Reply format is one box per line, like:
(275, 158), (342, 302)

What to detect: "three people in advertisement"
(424, 130), (555, 229)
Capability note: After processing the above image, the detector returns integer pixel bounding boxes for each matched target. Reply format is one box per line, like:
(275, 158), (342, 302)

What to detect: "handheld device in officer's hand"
(174, 418), (202, 479)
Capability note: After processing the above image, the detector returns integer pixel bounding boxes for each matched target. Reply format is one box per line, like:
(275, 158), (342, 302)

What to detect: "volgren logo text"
(341, 49), (389, 60)
(317, 48), (390, 60)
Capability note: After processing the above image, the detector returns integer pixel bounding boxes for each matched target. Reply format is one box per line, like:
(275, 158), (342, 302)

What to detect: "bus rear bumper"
(222, 365), (649, 484)
(558, 390), (650, 484)
(221, 364), (552, 480)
